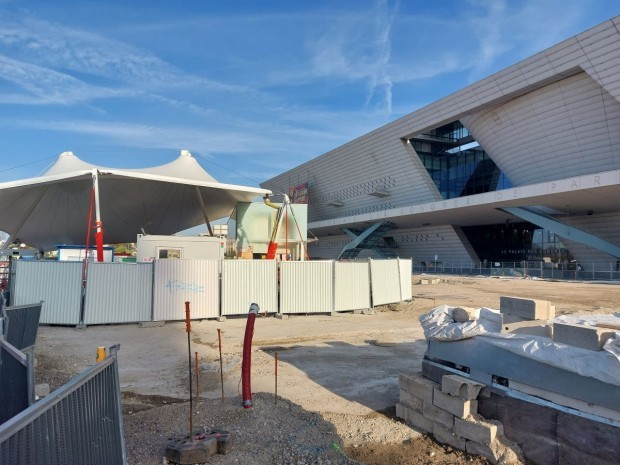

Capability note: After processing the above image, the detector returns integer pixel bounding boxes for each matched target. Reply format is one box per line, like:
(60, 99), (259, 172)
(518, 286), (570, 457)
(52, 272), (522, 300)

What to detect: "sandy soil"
(33, 275), (619, 464)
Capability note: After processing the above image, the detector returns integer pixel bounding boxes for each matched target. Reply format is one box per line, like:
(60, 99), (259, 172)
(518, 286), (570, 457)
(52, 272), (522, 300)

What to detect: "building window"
(410, 121), (512, 199)
(158, 248), (182, 259)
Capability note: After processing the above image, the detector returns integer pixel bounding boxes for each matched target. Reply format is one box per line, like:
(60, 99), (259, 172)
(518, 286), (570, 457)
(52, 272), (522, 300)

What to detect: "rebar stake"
(185, 301), (193, 437)
(217, 328), (224, 402)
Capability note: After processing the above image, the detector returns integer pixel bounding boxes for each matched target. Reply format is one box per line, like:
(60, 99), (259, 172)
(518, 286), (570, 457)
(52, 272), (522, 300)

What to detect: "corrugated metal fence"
(11, 258), (412, 324)
(334, 261), (371, 311)
(0, 347), (126, 465)
(12, 261), (82, 325)
(370, 259), (405, 306)
(280, 261), (334, 313)
(221, 260), (278, 315)
(153, 260), (220, 320)
(85, 263), (152, 325)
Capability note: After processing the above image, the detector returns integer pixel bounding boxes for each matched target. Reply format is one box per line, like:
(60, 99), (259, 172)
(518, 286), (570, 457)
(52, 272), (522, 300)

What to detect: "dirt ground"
(33, 275), (620, 464)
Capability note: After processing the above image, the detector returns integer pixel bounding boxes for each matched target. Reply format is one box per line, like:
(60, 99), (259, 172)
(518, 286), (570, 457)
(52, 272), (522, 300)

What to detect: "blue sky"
(0, 0), (618, 186)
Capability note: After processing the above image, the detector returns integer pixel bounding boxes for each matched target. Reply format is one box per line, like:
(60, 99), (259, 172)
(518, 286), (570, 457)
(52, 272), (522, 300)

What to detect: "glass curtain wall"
(410, 121), (512, 199)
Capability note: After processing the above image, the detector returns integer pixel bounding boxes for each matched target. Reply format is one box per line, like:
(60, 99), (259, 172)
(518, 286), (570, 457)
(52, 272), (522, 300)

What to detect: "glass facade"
(410, 121), (512, 199)
(461, 223), (572, 263)
(411, 121), (573, 264)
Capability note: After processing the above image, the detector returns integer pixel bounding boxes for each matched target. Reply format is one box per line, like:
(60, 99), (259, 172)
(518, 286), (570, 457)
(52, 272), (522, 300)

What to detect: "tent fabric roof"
(0, 151), (270, 250)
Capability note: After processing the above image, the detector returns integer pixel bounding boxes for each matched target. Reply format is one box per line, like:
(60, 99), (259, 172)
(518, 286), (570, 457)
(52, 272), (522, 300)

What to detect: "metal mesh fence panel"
(0, 343), (30, 424)
(3, 303), (42, 351)
(0, 352), (126, 465)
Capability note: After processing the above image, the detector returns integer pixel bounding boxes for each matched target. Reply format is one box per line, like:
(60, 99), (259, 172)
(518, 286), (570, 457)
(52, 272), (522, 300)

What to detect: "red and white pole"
(92, 170), (104, 262)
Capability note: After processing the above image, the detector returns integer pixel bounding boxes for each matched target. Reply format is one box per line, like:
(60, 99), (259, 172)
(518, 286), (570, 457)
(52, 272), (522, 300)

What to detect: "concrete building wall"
(462, 72), (620, 186)
(265, 137), (441, 224)
(308, 225), (476, 263)
(557, 212), (620, 267)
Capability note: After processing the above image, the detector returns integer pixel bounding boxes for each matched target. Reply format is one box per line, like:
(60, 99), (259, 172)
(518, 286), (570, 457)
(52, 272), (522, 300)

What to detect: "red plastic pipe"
(241, 303), (260, 408)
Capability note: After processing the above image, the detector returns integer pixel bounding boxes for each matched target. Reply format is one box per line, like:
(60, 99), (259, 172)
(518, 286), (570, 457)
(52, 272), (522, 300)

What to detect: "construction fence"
(414, 260), (620, 281)
(0, 302), (42, 424)
(0, 346), (125, 465)
(10, 258), (412, 326)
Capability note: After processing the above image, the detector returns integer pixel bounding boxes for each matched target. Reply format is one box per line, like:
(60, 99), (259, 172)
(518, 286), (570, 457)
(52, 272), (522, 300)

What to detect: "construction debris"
(405, 295), (620, 465)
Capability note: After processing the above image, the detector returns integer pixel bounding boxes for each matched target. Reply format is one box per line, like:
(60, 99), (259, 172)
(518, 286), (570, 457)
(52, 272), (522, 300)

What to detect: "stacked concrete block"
(396, 372), (438, 433)
(553, 322), (615, 351)
(499, 296), (555, 320)
(396, 372), (522, 464)
(500, 296), (554, 337)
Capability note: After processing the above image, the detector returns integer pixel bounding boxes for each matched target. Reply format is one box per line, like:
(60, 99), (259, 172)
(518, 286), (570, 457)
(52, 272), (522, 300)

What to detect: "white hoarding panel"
(12, 261), (82, 325)
(280, 261), (333, 314)
(153, 260), (220, 320)
(399, 258), (413, 301)
(221, 260), (278, 315)
(334, 262), (371, 311)
(84, 263), (153, 324)
(370, 259), (402, 306)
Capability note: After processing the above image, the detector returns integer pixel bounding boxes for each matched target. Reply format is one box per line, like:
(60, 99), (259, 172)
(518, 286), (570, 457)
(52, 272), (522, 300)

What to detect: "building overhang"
(309, 168), (620, 235)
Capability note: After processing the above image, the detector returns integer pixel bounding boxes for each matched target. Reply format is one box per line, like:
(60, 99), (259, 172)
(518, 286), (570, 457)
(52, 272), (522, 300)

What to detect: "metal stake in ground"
(195, 351), (199, 399)
(275, 351), (278, 405)
(185, 301), (193, 437)
(218, 328), (224, 402)
(164, 303), (232, 464)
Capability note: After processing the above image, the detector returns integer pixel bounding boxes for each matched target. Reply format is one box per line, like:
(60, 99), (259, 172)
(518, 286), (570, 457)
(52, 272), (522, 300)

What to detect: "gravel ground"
(123, 392), (489, 465)
(124, 393), (359, 465)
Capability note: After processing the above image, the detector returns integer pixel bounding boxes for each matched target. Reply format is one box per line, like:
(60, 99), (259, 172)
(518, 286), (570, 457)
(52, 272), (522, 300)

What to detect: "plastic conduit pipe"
(242, 303), (260, 408)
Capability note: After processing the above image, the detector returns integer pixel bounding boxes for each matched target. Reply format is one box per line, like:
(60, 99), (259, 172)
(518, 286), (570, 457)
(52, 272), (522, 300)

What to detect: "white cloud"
(304, 0), (400, 113)
(0, 54), (129, 104)
(0, 14), (245, 93)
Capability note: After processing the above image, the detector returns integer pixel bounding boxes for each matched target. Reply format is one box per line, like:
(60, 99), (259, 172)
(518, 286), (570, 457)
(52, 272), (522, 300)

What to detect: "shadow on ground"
(262, 339), (427, 412)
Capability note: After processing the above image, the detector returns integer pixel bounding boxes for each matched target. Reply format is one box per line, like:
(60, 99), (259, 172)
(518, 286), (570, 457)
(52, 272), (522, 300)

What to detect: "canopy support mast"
(92, 170), (104, 262)
(194, 186), (214, 236)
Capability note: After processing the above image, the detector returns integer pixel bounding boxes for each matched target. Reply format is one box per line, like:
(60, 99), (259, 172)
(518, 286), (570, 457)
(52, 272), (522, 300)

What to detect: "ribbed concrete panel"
(463, 72), (620, 186)
(12, 261), (82, 325)
(84, 263), (152, 325)
(262, 137), (441, 224)
(334, 261), (371, 311)
(280, 261), (333, 314)
(555, 212), (620, 267)
(221, 260), (277, 315)
(398, 259), (413, 301)
(308, 237), (351, 260)
(390, 226), (477, 265)
(370, 259), (401, 306)
(153, 260), (219, 320)
(307, 225), (476, 263)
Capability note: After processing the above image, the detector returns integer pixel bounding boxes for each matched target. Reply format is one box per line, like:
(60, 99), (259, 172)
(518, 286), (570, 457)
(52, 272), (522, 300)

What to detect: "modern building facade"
(262, 17), (620, 270)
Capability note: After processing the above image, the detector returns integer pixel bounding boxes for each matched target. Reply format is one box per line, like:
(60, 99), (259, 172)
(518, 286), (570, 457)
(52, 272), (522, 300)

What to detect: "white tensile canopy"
(0, 150), (271, 251)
